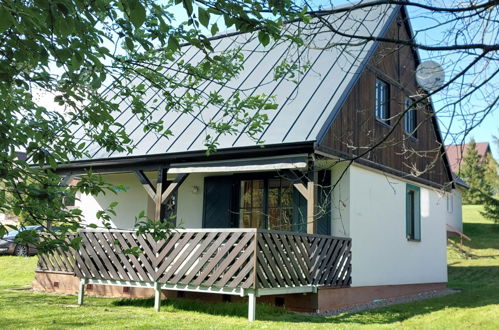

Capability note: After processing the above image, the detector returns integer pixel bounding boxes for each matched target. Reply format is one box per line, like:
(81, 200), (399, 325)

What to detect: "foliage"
(460, 140), (493, 204)
(1, 205), (499, 328)
(484, 148), (499, 193)
(0, 0), (308, 250)
(1, 0), (498, 253)
(481, 142), (499, 223)
(481, 194), (499, 224)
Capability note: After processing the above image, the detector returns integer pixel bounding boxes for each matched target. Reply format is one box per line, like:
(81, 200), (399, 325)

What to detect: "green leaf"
(129, 0), (146, 28)
(264, 103), (278, 110)
(198, 7), (210, 27)
(258, 31), (270, 46)
(167, 35), (180, 52)
(182, 0), (193, 16)
(210, 23), (219, 36)
(0, 6), (15, 33)
(125, 37), (134, 51)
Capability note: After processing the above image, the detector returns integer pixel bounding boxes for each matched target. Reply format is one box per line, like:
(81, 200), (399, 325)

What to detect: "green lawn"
(0, 205), (498, 329)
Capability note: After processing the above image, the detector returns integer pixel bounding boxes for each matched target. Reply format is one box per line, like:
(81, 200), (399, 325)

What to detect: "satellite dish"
(416, 61), (445, 91)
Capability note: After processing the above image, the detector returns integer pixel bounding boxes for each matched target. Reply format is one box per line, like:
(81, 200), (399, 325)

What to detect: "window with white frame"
(447, 193), (453, 213)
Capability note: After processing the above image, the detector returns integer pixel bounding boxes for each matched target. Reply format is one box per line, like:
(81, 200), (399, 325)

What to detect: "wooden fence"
(38, 229), (351, 289)
(37, 234), (77, 274)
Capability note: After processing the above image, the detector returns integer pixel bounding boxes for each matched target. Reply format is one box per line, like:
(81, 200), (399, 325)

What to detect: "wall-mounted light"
(192, 186), (199, 194)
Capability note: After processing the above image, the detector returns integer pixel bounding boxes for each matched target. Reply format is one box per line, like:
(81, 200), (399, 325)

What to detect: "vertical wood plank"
(155, 167), (167, 222)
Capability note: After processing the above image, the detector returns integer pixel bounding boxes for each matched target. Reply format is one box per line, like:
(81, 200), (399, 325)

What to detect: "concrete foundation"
(33, 272), (446, 313)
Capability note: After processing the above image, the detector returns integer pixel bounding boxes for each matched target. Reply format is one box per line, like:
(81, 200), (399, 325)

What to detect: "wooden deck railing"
(38, 229), (352, 289)
(37, 234), (77, 274)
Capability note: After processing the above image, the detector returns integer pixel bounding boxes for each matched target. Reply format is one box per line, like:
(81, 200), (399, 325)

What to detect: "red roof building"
(445, 142), (492, 173)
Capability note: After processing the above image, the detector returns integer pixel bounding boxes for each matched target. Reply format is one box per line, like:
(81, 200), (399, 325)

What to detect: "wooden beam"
(307, 181), (316, 235)
(134, 170), (156, 200)
(60, 175), (74, 186)
(293, 180), (316, 235)
(293, 183), (308, 198)
(155, 168), (168, 222)
(161, 173), (188, 204)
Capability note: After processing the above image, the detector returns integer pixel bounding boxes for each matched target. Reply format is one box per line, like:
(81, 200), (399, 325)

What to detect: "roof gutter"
(53, 142), (315, 175)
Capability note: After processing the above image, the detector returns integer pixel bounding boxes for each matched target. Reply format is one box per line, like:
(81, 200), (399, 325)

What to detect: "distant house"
(444, 142), (493, 234)
(33, 4), (462, 319)
(0, 152), (27, 227)
(445, 142), (493, 174)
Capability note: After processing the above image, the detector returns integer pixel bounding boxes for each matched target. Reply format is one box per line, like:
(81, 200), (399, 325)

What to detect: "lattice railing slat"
(37, 229), (351, 291)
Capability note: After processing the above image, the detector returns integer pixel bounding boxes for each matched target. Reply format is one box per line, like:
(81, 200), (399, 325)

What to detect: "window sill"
(375, 118), (391, 128)
(406, 237), (421, 242)
(404, 132), (418, 141)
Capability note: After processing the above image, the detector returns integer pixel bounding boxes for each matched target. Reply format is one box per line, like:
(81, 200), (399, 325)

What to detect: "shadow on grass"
(112, 297), (296, 321)
(110, 267), (499, 324)
(460, 222), (499, 250)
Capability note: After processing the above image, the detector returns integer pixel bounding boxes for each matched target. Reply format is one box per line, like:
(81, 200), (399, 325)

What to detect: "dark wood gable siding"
(319, 10), (450, 187)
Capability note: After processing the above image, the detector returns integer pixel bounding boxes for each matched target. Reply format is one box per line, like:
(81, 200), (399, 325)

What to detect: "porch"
(36, 228), (352, 321)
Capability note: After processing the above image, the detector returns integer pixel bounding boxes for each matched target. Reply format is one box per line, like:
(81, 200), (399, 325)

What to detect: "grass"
(0, 205), (498, 329)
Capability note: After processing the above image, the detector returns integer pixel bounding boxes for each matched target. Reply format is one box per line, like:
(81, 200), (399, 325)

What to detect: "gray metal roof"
(72, 3), (398, 162)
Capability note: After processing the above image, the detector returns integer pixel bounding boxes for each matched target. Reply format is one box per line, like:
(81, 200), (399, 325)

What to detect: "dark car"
(0, 226), (43, 256)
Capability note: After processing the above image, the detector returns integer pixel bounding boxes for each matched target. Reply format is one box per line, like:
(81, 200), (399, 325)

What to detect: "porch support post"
(134, 168), (188, 223)
(306, 181), (316, 234)
(78, 278), (88, 306)
(293, 179), (317, 234)
(161, 173), (188, 203)
(154, 167), (168, 222)
(247, 291), (256, 322)
(154, 282), (161, 312)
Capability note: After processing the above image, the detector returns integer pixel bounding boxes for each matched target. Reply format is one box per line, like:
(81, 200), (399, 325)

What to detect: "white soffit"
(168, 154), (309, 174)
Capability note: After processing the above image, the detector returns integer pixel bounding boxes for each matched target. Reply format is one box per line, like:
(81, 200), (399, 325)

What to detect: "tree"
(481, 194), (499, 224)
(481, 136), (499, 223)
(484, 151), (499, 193)
(0, 0), (498, 251)
(0, 0), (306, 250)
(460, 140), (493, 204)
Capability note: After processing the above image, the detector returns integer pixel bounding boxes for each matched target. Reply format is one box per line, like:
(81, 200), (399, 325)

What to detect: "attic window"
(404, 98), (417, 138)
(375, 78), (390, 125)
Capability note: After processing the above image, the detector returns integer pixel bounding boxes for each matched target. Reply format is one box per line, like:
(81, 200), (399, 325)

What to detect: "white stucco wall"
(330, 162), (350, 237)
(76, 172), (218, 230)
(74, 164), (449, 287)
(77, 173), (150, 229)
(176, 173), (205, 228)
(346, 165), (448, 286)
(445, 188), (463, 232)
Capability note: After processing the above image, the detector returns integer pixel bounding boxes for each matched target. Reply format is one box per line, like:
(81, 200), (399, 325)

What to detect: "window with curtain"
(267, 178), (294, 231)
(239, 179), (265, 228)
(239, 178), (295, 231)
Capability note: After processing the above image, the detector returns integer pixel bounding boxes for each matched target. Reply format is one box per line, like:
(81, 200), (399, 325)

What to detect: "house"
(444, 142), (493, 234)
(0, 151), (27, 227)
(33, 3), (461, 320)
(443, 174), (467, 238)
(445, 142), (493, 174)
